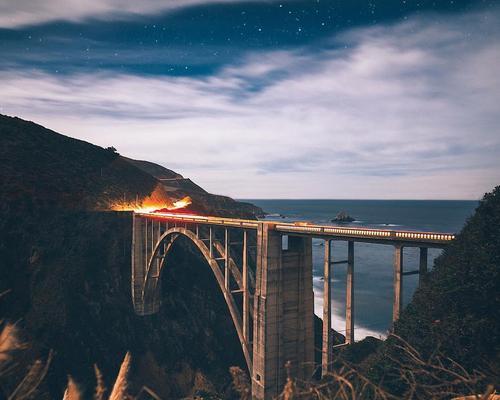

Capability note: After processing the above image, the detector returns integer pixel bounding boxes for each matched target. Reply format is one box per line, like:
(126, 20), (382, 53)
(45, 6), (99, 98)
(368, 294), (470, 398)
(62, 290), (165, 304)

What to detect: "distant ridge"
(122, 157), (182, 180)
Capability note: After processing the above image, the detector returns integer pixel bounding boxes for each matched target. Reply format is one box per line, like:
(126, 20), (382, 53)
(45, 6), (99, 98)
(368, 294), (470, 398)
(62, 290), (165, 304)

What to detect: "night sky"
(1, 0), (499, 199)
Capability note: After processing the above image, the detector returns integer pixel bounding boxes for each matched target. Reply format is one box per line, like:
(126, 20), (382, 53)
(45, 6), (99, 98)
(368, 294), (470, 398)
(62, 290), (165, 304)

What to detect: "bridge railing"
(135, 211), (455, 246)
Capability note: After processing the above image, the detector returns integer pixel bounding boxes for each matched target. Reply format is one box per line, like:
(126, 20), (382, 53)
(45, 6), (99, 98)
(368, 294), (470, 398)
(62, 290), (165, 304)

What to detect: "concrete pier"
(321, 240), (332, 376)
(419, 247), (428, 284)
(346, 241), (355, 344)
(251, 225), (314, 399)
(393, 244), (404, 322)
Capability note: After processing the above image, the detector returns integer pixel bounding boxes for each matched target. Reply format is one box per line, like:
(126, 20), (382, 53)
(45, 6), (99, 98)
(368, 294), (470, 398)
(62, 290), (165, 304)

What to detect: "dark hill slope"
(123, 156), (263, 218)
(0, 114), (156, 211)
(364, 186), (500, 393)
(0, 114), (262, 218)
(123, 156), (183, 180)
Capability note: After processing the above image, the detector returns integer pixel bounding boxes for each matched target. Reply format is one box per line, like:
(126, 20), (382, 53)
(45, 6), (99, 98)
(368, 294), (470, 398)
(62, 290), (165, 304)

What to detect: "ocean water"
(243, 200), (478, 340)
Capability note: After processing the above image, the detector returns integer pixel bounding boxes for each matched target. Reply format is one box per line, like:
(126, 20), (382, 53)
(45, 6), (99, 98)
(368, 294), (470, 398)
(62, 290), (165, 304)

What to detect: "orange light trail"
(132, 196), (192, 214)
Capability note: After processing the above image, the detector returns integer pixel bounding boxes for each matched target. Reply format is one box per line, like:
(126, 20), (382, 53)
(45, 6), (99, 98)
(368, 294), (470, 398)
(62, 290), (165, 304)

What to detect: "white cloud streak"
(0, 0), (275, 28)
(1, 10), (499, 199)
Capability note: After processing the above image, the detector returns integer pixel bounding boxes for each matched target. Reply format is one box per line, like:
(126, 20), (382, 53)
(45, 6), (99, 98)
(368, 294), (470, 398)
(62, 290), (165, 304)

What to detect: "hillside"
(122, 156), (183, 180)
(0, 114), (263, 218)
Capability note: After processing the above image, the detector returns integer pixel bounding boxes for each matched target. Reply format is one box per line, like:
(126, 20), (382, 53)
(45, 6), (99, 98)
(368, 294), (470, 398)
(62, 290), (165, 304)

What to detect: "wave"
(313, 291), (387, 340)
(265, 213), (282, 217)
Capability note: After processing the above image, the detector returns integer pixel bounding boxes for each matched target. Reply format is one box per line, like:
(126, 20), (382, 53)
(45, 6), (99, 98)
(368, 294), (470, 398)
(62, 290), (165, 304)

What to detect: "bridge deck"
(135, 212), (455, 247)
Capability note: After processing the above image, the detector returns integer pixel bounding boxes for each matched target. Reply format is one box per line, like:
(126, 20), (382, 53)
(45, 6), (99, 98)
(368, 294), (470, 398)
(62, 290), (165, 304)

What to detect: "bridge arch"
(141, 227), (252, 371)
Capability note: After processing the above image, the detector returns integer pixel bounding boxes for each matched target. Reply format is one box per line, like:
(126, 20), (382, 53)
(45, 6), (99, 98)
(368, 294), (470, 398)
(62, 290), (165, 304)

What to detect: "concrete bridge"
(131, 212), (454, 400)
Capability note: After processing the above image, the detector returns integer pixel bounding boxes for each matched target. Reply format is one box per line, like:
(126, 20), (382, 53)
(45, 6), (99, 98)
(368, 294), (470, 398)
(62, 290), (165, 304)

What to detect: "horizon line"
(237, 198), (481, 201)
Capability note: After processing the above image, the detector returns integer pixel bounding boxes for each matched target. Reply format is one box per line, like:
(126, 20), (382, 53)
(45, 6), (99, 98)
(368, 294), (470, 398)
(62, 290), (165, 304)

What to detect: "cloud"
(1, 9), (499, 199)
(0, 0), (275, 28)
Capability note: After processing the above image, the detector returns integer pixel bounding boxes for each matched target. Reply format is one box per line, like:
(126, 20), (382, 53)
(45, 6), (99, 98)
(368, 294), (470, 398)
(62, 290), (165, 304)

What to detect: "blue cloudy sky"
(1, 0), (499, 199)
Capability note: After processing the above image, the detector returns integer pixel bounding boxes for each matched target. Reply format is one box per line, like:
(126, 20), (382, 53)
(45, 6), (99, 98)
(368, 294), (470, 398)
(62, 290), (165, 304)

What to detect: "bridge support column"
(242, 230), (250, 343)
(132, 215), (170, 316)
(393, 244), (403, 322)
(225, 228), (230, 290)
(345, 241), (355, 344)
(252, 225), (314, 400)
(419, 247), (428, 284)
(132, 215), (148, 315)
(322, 239), (332, 377)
